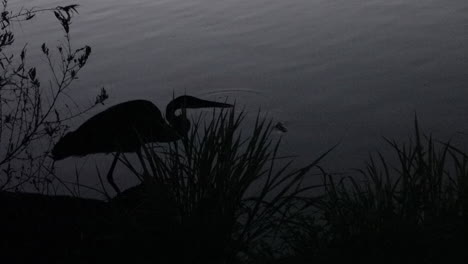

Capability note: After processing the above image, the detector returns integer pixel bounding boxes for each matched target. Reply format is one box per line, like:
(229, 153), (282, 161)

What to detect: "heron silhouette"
(52, 95), (232, 194)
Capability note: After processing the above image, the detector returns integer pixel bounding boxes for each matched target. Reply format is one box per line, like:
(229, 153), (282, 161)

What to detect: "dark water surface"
(11, 0), (468, 194)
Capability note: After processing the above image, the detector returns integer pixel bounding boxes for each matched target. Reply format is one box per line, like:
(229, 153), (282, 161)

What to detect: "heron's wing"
(70, 100), (166, 154)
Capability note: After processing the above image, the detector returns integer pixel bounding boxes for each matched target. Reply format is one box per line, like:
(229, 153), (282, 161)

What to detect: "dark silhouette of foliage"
(280, 119), (468, 263)
(0, 2), (107, 193)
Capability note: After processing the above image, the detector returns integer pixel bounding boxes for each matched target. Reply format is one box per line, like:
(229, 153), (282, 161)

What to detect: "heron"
(51, 95), (232, 194)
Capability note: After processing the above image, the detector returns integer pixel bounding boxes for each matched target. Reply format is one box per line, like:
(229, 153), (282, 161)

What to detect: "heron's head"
(165, 95), (232, 134)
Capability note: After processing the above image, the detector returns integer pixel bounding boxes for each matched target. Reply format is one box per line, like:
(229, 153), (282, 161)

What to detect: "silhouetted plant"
(285, 118), (468, 263)
(118, 109), (331, 262)
(0, 2), (107, 193)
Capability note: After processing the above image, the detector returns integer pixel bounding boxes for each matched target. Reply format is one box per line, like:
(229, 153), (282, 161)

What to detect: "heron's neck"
(165, 101), (177, 125)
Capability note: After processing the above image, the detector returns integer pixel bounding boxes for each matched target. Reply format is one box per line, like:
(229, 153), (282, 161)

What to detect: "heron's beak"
(166, 96), (233, 121)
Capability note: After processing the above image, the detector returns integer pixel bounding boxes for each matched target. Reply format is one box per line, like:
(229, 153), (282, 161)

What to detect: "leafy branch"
(0, 1), (107, 193)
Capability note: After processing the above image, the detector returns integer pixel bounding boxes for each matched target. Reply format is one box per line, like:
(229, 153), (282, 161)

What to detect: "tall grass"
(112, 112), (467, 263)
(120, 109), (331, 262)
(285, 117), (468, 263)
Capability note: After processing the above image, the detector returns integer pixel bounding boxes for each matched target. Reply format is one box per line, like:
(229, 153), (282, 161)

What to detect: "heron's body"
(52, 100), (179, 160)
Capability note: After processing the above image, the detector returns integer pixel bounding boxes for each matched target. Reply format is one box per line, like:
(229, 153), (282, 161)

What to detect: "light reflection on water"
(10, 0), (468, 195)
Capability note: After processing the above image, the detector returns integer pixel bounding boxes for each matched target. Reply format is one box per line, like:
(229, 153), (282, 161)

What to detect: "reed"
(123, 108), (331, 262)
(111, 112), (467, 263)
(284, 117), (468, 263)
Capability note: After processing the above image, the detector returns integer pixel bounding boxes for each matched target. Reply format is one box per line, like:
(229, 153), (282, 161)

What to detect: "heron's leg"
(120, 154), (143, 181)
(107, 152), (121, 194)
(136, 148), (151, 182)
